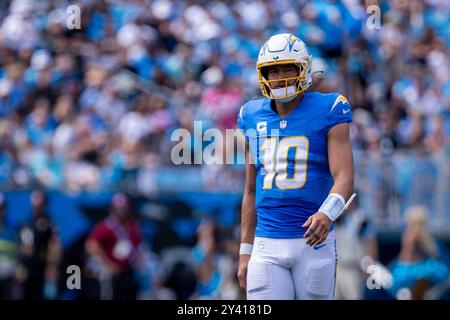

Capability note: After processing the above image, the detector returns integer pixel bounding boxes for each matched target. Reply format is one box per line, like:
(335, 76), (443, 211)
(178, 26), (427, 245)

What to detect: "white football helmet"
(256, 33), (312, 101)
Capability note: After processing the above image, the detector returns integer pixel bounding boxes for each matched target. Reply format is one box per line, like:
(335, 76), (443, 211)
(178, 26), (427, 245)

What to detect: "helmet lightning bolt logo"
(288, 35), (298, 52)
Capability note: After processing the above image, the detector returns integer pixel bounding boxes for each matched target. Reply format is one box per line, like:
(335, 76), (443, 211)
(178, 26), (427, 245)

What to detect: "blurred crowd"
(0, 0), (449, 300)
(334, 202), (450, 300)
(0, 190), (243, 300)
(1, 189), (449, 300)
(0, 0), (449, 193)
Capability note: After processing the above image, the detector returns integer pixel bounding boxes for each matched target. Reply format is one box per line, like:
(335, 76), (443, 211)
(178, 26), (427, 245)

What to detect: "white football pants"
(246, 230), (337, 300)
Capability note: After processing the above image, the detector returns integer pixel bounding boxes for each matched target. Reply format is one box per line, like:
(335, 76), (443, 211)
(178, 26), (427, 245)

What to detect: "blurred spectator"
(85, 192), (142, 300)
(190, 219), (240, 299)
(18, 190), (61, 299)
(133, 244), (177, 300)
(190, 219), (222, 299)
(389, 206), (449, 299)
(118, 94), (155, 145)
(0, 193), (19, 299)
(334, 197), (378, 300)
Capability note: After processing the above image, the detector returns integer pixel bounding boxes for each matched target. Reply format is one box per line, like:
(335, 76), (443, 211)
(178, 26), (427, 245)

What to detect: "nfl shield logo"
(280, 120), (287, 129)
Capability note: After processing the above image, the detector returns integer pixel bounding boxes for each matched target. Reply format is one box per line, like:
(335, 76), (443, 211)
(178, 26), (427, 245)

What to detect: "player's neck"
(273, 93), (304, 118)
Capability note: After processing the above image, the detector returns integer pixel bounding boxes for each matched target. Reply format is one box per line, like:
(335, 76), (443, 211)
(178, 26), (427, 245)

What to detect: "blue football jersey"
(237, 91), (352, 238)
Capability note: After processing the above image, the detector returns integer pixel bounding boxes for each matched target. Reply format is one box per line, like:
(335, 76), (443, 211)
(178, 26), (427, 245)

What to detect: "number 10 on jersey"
(261, 136), (309, 190)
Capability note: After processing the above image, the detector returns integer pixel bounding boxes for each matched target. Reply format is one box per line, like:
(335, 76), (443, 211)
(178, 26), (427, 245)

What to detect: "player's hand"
(237, 254), (251, 290)
(302, 212), (332, 246)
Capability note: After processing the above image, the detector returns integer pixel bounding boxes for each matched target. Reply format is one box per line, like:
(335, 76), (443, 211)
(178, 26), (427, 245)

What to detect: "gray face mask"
(271, 84), (297, 102)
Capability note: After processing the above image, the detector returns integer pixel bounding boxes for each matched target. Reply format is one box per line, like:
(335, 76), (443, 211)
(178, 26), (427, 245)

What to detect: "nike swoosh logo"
(343, 109), (351, 114)
(313, 244), (326, 250)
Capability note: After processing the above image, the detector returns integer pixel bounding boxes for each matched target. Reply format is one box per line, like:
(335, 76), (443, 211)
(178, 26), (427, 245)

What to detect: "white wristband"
(239, 243), (253, 255)
(319, 193), (346, 222)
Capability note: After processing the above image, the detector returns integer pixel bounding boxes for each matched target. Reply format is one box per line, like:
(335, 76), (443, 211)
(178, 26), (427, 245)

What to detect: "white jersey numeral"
(261, 136), (309, 190)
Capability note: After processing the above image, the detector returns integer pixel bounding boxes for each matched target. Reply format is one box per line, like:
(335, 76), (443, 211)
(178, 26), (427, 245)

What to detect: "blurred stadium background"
(0, 0), (449, 300)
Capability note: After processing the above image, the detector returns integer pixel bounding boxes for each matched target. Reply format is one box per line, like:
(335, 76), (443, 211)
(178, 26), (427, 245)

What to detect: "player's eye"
(288, 67), (300, 76)
(281, 66), (296, 74)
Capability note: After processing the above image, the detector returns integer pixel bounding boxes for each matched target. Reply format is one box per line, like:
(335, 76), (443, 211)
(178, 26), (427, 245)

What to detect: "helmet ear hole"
(296, 63), (303, 76)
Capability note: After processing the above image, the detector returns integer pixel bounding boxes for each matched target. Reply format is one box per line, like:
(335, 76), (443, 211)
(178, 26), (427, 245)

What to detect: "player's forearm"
(327, 123), (354, 201)
(329, 172), (354, 200)
(241, 189), (256, 244)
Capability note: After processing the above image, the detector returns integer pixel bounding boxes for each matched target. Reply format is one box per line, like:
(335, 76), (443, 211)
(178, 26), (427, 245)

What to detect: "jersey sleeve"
(325, 94), (352, 132)
(237, 103), (249, 140)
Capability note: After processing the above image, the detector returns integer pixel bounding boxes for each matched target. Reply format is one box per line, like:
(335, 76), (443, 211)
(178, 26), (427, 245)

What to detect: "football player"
(237, 33), (354, 300)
